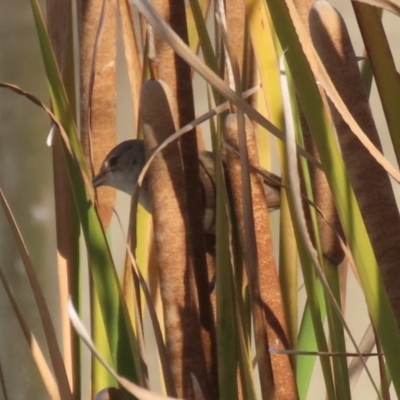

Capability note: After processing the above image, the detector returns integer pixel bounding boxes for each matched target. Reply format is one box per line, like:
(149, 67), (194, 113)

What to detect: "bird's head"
(92, 139), (146, 195)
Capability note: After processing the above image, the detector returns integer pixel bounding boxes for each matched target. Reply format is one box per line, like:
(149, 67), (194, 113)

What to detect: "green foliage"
(2, 0), (400, 399)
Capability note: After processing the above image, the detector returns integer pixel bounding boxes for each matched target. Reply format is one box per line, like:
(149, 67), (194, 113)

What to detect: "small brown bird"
(92, 140), (147, 197)
(92, 139), (281, 231)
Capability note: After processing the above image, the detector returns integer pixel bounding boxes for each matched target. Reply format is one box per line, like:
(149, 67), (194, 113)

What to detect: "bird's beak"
(92, 169), (109, 188)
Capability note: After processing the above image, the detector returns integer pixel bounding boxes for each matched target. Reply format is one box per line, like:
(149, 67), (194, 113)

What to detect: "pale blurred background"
(0, 1), (57, 399)
(0, 0), (399, 398)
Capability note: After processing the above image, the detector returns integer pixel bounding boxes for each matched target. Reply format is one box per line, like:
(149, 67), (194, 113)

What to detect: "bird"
(92, 139), (281, 232)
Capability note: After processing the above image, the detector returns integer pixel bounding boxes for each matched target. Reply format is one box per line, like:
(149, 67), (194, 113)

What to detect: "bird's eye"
(130, 158), (136, 166)
(107, 156), (118, 167)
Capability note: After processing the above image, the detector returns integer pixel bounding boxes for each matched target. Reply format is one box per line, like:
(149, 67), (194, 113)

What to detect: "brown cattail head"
(224, 114), (298, 400)
(140, 80), (212, 399)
